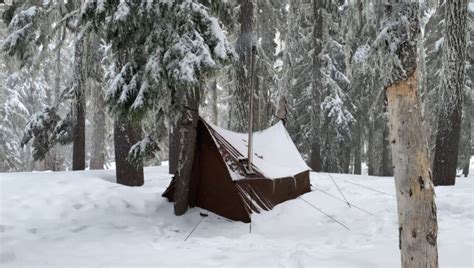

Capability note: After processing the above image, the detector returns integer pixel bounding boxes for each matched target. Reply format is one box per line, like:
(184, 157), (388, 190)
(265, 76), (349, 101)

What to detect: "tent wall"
(194, 120), (251, 222)
(235, 171), (311, 213)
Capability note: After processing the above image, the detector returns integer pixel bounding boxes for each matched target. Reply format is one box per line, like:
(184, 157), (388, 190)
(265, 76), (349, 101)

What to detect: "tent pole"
(247, 45), (257, 173)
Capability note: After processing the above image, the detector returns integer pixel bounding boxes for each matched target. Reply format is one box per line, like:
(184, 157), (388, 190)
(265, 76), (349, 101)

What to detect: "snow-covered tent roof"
(207, 121), (311, 180)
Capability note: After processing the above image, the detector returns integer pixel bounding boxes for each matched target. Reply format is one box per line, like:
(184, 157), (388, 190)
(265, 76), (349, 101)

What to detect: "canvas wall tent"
(163, 118), (311, 222)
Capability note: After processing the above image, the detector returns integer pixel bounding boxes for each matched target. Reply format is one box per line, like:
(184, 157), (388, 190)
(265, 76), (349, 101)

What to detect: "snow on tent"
(163, 118), (311, 222)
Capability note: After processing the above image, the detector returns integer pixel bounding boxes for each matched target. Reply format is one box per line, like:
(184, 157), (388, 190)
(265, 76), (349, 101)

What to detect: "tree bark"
(386, 71), (438, 268)
(114, 117), (144, 186)
(368, 117), (375, 175)
(353, 119), (362, 175)
(211, 79), (218, 125)
(310, 0), (325, 172)
(113, 49), (144, 186)
(173, 88), (200, 215)
(168, 120), (180, 175)
(383, 1), (438, 266)
(381, 104), (393, 176)
(88, 34), (106, 170)
(72, 31), (86, 171)
(89, 85), (106, 169)
(229, 0), (255, 132)
(432, 0), (468, 186)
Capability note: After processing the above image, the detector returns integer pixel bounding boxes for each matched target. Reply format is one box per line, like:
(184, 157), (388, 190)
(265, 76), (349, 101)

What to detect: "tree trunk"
(386, 71), (438, 268)
(368, 117), (375, 175)
(460, 86), (472, 178)
(211, 79), (218, 125)
(72, 32), (86, 171)
(88, 34), (106, 170)
(229, 0), (255, 132)
(353, 119), (362, 175)
(341, 144), (350, 173)
(383, 1), (438, 266)
(381, 108), (393, 176)
(432, 0), (468, 186)
(168, 120), (180, 175)
(114, 117), (144, 186)
(310, 0), (324, 172)
(113, 48), (144, 186)
(89, 84), (106, 169)
(173, 89), (200, 216)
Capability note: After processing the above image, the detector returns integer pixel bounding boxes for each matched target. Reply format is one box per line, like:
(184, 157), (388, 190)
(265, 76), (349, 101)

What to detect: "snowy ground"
(0, 163), (473, 267)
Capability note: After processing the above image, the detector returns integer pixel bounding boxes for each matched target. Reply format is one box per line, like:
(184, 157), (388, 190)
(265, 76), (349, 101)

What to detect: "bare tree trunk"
(387, 72), (438, 268)
(310, 0), (325, 172)
(432, 0), (468, 186)
(114, 117), (144, 186)
(173, 88), (200, 216)
(72, 31), (86, 171)
(383, 1), (438, 267)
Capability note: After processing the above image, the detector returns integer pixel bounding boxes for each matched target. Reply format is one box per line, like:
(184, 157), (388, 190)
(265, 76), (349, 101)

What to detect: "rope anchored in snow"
(343, 180), (395, 198)
(325, 173), (351, 208)
(311, 186), (374, 216)
(184, 212), (208, 241)
(298, 196), (350, 231)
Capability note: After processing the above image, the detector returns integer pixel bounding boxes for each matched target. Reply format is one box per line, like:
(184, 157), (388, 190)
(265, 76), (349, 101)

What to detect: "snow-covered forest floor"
(1, 161), (473, 268)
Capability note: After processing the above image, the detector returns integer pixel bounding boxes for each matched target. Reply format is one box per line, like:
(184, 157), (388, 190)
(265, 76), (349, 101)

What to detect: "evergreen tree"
(82, 0), (233, 212)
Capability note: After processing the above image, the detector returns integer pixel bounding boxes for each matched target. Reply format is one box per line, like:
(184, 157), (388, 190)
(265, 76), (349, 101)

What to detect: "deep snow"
(0, 163), (473, 267)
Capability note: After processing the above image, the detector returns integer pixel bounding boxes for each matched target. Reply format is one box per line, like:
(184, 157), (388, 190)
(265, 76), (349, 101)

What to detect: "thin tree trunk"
(381, 111), (393, 176)
(432, 0), (468, 186)
(169, 120), (180, 175)
(211, 79), (218, 125)
(386, 71), (438, 268)
(72, 31), (86, 171)
(310, 0), (324, 172)
(353, 119), (362, 175)
(173, 88), (200, 215)
(461, 87), (472, 177)
(368, 117), (375, 175)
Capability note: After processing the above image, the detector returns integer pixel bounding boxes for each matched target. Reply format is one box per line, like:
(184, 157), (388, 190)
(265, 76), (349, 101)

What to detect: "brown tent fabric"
(163, 118), (311, 222)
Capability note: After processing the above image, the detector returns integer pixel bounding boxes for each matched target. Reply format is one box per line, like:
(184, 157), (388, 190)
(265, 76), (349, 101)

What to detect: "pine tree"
(83, 0), (233, 211)
(2, 0), (85, 170)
